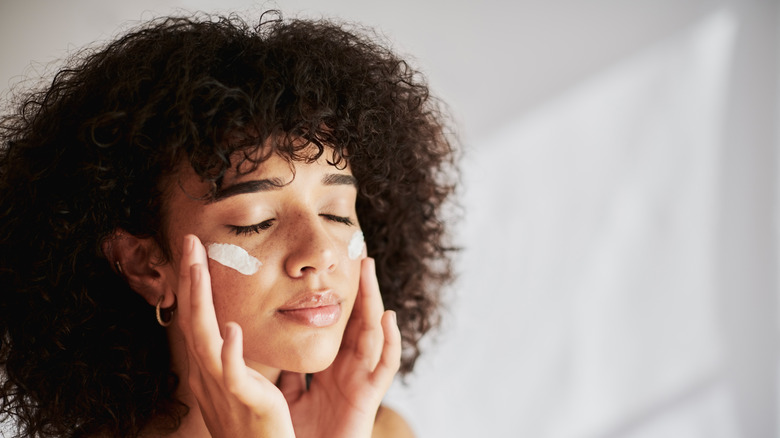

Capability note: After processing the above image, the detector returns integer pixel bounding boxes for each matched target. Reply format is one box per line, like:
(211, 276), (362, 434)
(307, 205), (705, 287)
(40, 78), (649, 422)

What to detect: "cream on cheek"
(206, 229), (362, 275)
(206, 242), (263, 275)
(347, 230), (364, 260)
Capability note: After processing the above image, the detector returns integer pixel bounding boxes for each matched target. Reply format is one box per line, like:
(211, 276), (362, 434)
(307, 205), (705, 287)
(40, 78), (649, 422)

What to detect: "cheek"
(206, 260), (274, 321)
(344, 233), (365, 292)
(344, 258), (363, 299)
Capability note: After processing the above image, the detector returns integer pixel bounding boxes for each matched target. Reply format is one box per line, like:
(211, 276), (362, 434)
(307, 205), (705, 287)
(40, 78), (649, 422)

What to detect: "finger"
(177, 235), (211, 336)
(222, 322), (283, 410)
(221, 322), (248, 396)
(178, 237), (218, 406)
(189, 270), (224, 373)
(185, 266), (229, 411)
(345, 257), (384, 335)
(177, 235), (197, 342)
(370, 310), (402, 388)
(344, 258), (385, 368)
(188, 237), (224, 373)
(357, 257), (385, 326)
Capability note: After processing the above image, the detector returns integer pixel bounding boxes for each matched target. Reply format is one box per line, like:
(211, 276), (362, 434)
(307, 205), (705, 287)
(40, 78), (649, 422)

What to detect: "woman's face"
(163, 148), (363, 373)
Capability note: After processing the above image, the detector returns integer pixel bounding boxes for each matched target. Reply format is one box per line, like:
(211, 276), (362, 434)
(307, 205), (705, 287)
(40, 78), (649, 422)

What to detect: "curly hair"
(0, 11), (457, 438)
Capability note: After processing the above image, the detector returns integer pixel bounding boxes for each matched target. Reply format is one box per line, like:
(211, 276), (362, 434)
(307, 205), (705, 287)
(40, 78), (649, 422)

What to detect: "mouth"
(277, 291), (343, 328)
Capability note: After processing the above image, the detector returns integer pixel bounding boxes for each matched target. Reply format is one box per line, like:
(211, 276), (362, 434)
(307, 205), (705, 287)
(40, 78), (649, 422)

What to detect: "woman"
(0, 11), (457, 437)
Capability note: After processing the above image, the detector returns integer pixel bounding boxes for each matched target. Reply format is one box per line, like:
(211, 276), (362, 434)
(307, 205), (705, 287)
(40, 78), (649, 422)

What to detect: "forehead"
(168, 147), (354, 202)
(226, 147), (352, 184)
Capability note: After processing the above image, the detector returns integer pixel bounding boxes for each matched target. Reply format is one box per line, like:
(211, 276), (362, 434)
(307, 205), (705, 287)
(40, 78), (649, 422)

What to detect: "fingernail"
(390, 310), (397, 325)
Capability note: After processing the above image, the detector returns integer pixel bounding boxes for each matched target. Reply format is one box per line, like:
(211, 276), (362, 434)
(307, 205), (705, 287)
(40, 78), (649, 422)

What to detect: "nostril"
(284, 226), (339, 276)
(298, 258), (336, 274)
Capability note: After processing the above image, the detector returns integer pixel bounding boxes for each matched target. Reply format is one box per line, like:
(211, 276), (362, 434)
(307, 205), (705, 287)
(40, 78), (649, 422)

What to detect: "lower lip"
(278, 305), (342, 328)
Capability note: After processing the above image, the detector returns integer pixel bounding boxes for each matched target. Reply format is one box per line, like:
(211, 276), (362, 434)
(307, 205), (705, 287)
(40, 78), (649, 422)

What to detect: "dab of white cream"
(207, 243), (262, 275)
(348, 230), (364, 260)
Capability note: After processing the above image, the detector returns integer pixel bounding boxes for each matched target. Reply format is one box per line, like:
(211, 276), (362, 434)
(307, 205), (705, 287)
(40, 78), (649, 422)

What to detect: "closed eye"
(228, 219), (275, 236)
(321, 214), (354, 226)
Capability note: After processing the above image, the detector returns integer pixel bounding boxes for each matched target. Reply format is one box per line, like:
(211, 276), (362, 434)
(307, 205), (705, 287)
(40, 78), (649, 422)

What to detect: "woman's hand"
(176, 234), (296, 438)
(280, 257), (403, 438)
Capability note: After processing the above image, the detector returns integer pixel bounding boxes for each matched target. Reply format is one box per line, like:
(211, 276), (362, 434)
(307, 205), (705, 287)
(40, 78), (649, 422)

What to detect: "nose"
(284, 215), (338, 278)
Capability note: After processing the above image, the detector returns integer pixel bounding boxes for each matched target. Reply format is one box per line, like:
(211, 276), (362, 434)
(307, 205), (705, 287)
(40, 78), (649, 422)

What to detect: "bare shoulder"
(372, 405), (416, 438)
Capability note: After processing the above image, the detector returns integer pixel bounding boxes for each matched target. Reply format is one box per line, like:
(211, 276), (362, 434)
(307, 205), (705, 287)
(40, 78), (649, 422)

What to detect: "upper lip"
(278, 290), (342, 311)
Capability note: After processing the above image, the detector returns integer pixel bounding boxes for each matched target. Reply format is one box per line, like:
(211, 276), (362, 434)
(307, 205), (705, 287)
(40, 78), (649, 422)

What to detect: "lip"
(277, 291), (343, 328)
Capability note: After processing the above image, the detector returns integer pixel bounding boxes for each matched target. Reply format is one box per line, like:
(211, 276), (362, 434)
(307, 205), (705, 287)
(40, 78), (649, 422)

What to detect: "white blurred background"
(1, 1), (777, 437)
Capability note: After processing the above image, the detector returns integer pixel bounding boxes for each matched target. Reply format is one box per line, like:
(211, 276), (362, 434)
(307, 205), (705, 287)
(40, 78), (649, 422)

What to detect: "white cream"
(348, 230), (364, 260)
(207, 243), (262, 275)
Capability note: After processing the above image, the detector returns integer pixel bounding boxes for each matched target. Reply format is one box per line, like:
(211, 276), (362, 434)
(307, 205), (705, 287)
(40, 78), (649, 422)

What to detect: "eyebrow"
(211, 177), (286, 202)
(210, 173), (357, 203)
(322, 173), (358, 187)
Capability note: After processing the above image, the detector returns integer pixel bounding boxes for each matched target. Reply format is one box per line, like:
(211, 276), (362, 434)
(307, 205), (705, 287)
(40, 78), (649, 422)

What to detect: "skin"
(168, 150), (367, 376)
(115, 148), (410, 437)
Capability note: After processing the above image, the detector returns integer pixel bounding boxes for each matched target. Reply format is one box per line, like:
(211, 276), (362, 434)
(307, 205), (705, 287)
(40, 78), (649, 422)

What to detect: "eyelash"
(228, 214), (354, 236)
(228, 220), (274, 236)
(322, 214), (354, 226)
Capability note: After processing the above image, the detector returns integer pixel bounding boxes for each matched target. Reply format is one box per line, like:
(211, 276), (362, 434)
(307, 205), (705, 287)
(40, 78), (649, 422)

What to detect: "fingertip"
(360, 257), (378, 291)
(383, 310), (401, 341)
(222, 322), (245, 388)
(224, 321), (235, 341)
(373, 311), (402, 385)
(225, 321), (241, 342)
(183, 234), (196, 254)
(182, 234), (208, 264)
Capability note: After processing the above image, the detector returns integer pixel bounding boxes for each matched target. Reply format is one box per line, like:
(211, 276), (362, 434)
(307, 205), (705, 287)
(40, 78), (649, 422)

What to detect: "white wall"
(1, 1), (777, 437)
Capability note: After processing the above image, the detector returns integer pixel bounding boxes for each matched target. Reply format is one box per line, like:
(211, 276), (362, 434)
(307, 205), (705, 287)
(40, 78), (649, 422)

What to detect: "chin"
(248, 335), (343, 374)
(288, 341), (342, 373)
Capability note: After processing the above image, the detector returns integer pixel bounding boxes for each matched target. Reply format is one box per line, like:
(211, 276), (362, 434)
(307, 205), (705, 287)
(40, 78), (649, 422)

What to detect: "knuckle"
(224, 377), (241, 395)
(192, 341), (210, 357)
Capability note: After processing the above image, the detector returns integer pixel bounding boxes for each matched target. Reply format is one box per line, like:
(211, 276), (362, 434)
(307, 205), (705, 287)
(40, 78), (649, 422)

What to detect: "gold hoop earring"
(156, 295), (177, 327)
(114, 260), (123, 275)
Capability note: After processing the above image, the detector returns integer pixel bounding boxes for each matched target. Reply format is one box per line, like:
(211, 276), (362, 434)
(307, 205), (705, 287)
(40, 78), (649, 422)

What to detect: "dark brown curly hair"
(0, 11), (457, 438)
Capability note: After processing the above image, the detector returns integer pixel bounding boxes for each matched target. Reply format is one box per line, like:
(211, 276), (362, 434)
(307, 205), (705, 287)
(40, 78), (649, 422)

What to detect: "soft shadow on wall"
(386, 6), (777, 438)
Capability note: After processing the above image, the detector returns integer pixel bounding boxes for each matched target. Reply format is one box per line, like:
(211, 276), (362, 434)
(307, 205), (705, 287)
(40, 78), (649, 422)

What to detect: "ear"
(102, 229), (176, 307)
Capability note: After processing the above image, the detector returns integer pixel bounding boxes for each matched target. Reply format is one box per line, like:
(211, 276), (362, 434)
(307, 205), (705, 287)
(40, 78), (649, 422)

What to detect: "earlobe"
(101, 229), (175, 306)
